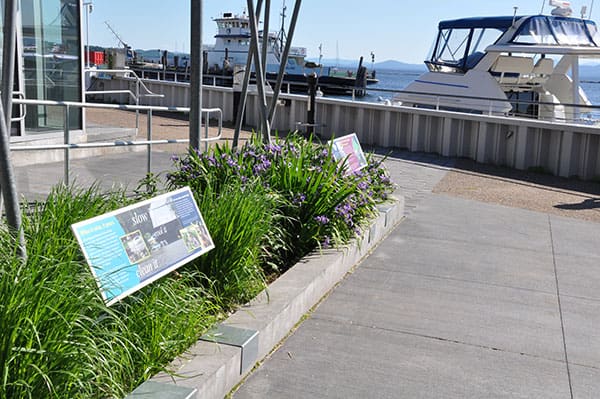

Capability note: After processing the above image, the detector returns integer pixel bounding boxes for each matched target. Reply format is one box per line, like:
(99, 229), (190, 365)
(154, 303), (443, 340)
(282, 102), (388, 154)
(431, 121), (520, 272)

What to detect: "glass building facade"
(1, 0), (83, 135)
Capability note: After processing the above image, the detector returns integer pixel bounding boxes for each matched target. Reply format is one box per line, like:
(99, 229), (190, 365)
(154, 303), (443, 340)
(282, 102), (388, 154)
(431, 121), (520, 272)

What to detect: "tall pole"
(189, 0), (203, 150)
(247, 0), (271, 143)
(232, 0), (264, 149)
(0, 0), (26, 259)
(262, 0), (271, 82)
(84, 2), (92, 68)
(268, 0), (302, 122)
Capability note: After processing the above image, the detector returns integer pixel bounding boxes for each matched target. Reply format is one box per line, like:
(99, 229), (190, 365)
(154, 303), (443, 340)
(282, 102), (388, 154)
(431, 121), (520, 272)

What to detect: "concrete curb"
(128, 196), (405, 399)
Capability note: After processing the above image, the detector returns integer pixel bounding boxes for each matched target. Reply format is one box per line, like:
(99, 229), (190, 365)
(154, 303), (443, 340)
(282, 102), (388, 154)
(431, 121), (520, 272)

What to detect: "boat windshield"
(427, 27), (504, 72)
(511, 16), (599, 46)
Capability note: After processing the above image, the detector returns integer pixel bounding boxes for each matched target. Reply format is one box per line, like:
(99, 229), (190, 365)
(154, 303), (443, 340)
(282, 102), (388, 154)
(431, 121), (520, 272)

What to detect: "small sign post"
(72, 187), (214, 306)
(330, 133), (368, 174)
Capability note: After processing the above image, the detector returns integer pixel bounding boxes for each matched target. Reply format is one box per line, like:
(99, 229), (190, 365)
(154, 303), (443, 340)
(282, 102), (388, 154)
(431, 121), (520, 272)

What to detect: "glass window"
(512, 16), (597, 46)
(21, 0), (81, 132)
(434, 28), (470, 66)
(551, 18), (592, 45)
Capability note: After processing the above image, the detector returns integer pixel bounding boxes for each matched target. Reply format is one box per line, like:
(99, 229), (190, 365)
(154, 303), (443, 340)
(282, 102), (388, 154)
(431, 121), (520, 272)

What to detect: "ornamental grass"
(0, 133), (394, 398)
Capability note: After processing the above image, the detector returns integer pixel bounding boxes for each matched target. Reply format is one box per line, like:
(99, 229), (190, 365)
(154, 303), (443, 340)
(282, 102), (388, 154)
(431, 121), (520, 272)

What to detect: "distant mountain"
(305, 57), (425, 71)
(373, 60), (425, 71)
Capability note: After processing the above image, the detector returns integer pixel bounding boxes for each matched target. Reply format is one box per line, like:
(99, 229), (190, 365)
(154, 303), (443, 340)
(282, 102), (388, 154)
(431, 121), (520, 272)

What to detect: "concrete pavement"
(232, 151), (600, 399)
(12, 148), (600, 398)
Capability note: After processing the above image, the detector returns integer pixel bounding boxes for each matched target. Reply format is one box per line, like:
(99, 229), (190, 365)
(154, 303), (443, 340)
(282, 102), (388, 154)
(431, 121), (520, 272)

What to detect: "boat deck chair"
(529, 57), (554, 84)
(490, 55), (534, 85)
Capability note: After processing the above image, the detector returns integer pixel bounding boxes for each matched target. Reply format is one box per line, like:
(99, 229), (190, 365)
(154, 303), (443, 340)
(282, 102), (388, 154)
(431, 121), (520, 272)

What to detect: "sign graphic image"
(330, 133), (368, 174)
(72, 187), (214, 306)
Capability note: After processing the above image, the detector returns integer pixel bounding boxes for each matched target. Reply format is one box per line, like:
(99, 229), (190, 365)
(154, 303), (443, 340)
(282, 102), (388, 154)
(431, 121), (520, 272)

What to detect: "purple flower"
(357, 181), (369, 190)
(292, 193), (307, 205)
(266, 144), (282, 155)
(321, 235), (331, 249)
(314, 215), (329, 225)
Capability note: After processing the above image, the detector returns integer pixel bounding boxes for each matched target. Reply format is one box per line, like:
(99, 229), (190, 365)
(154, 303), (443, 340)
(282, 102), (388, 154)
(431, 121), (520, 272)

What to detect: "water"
(339, 68), (600, 106)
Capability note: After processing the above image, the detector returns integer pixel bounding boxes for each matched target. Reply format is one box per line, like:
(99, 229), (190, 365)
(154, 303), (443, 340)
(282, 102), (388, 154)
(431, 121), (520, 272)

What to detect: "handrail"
(11, 91), (26, 122)
(349, 86), (600, 125)
(86, 68), (166, 133)
(12, 98), (223, 186)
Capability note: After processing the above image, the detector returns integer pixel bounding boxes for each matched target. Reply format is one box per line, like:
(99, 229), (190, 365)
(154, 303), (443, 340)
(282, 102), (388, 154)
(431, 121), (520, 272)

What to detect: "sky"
(87, 0), (597, 65)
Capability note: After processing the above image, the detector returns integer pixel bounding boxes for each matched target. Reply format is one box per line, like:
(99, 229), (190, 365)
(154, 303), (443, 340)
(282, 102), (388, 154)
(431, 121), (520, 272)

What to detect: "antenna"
(581, 5), (588, 18)
(512, 6), (518, 25)
(104, 21), (128, 49)
(279, 0), (287, 53)
(541, 0), (546, 14)
(318, 43), (323, 65)
(591, 0), (595, 18)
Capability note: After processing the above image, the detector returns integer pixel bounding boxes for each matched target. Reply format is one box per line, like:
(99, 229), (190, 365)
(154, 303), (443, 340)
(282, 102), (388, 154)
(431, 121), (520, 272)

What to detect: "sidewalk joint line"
(549, 216), (574, 399)
(316, 317), (571, 366)
(364, 266), (558, 297)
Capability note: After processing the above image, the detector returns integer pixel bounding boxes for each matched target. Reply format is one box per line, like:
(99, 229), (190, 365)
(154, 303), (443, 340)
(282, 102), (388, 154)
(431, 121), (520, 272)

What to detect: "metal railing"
(85, 68), (166, 133)
(346, 86), (600, 126)
(11, 98), (223, 186)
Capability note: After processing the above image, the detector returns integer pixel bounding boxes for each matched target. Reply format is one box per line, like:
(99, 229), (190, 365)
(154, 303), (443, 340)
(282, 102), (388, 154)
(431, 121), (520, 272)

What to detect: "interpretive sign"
(330, 133), (368, 174)
(72, 187), (214, 306)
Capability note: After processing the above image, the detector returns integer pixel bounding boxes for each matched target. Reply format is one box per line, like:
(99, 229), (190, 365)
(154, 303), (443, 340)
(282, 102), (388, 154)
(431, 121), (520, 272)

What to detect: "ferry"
(204, 10), (378, 95)
(394, 1), (600, 123)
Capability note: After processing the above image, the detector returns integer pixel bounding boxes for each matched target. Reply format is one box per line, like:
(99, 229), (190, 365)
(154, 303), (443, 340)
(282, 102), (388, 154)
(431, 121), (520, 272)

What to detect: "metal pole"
(233, 0), (264, 149)
(267, 0), (302, 122)
(189, 0), (203, 150)
(0, 0), (25, 259)
(262, 0), (271, 82)
(147, 109), (152, 174)
(84, 2), (91, 68)
(64, 105), (70, 186)
(247, 0), (271, 143)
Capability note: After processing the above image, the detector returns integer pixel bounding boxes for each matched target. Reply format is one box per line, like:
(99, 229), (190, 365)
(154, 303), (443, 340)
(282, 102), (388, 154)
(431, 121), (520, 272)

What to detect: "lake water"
(342, 68), (600, 106)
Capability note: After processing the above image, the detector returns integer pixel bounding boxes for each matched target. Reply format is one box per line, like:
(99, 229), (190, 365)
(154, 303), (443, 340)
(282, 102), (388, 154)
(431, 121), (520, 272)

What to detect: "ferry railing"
(351, 86), (600, 126)
(10, 98), (223, 186)
(85, 68), (166, 134)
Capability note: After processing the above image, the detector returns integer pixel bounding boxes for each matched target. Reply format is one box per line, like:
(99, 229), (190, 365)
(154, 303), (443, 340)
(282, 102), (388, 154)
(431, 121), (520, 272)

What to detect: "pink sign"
(331, 133), (368, 174)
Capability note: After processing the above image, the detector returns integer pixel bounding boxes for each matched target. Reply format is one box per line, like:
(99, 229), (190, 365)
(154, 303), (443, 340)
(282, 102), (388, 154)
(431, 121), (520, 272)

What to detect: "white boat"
(205, 10), (377, 95)
(394, 1), (600, 123)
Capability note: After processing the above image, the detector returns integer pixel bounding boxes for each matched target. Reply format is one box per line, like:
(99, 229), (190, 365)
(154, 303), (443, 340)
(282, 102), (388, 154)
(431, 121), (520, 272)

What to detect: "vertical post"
(233, 0), (264, 149)
(84, 2), (91, 68)
(189, 0), (203, 150)
(247, 0), (271, 143)
(0, 0), (26, 258)
(307, 72), (317, 136)
(204, 110), (209, 152)
(147, 109), (152, 175)
(572, 56), (580, 122)
(262, 0), (271, 82)
(267, 0), (302, 122)
(64, 105), (71, 186)
(135, 79), (140, 134)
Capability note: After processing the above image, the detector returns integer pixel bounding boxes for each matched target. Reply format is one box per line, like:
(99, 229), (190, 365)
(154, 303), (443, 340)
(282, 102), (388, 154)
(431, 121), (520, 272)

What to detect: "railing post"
(64, 105), (70, 186)
(135, 80), (140, 134)
(352, 89), (355, 101)
(147, 109), (152, 176)
(204, 110), (209, 152)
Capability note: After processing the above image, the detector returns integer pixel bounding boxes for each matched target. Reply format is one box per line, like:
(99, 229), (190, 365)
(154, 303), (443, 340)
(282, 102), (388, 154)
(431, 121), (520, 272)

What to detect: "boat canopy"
(439, 15), (600, 47)
(510, 16), (599, 46)
(428, 15), (600, 73)
(439, 16), (517, 30)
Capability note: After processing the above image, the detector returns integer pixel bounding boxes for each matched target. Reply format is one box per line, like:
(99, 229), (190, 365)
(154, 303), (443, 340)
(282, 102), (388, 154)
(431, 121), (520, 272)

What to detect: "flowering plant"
(168, 133), (395, 271)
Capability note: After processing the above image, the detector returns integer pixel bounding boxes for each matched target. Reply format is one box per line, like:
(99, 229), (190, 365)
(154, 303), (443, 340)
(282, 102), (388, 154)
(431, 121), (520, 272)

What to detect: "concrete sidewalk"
(232, 152), (600, 398)
(13, 148), (599, 398)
